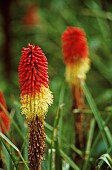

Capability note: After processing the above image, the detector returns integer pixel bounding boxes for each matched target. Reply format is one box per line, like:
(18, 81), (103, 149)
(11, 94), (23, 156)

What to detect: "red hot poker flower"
(18, 43), (53, 122)
(18, 43), (53, 169)
(62, 27), (90, 85)
(0, 90), (10, 134)
(62, 27), (89, 65)
(62, 27), (90, 154)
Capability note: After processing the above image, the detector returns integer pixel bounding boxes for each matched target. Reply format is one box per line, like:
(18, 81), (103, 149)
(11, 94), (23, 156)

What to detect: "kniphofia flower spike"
(0, 90), (10, 134)
(62, 27), (90, 155)
(62, 27), (90, 85)
(18, 43), (53, 170)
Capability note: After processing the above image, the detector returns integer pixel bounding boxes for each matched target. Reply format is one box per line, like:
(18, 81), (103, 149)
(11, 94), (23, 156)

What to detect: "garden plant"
(0, 0), (112, 170)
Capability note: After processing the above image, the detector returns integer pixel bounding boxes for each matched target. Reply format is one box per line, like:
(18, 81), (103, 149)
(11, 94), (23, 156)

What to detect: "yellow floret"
(65, 58), (90, 85)
(20, 86), (53, 122)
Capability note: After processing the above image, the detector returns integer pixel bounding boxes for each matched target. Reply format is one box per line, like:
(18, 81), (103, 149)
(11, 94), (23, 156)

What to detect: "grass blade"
(82, 118), (96, 170)
(0, 103), (25, 140)
(81, 82), (112, 149)
(96, 154), (112, 169)
(0, 132), (29, 170)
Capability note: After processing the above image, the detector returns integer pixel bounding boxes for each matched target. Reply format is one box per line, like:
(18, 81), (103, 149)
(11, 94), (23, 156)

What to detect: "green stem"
(82, 118), (96, 170)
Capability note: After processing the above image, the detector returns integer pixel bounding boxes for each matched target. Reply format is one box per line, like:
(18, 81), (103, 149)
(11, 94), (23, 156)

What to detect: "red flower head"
(18, 43), (49, 96)
(0, 90), (10, 134)
(62, 27), (90, 85)
(62, 27), (89, 65)
(18, 43), (53, 122)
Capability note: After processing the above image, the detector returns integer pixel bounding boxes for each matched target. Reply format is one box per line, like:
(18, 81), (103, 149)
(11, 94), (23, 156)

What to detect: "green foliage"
(0, 0), (112, 169)
(96, 154), (112, 169)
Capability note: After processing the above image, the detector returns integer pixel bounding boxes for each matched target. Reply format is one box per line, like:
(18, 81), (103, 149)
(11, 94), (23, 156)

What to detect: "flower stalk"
(18, 43), (53, 170)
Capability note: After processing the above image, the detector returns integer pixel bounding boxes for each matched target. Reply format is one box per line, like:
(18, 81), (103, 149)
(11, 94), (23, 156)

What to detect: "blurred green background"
(0, 0), (112, 169)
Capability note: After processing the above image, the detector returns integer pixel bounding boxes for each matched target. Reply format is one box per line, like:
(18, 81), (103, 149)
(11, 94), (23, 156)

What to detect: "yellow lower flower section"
(65, 58), (90, 85)
(20, 86), (53, 122)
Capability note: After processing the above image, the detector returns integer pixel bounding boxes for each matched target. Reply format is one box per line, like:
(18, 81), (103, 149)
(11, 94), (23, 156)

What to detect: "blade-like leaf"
(81, 82), (112, 149)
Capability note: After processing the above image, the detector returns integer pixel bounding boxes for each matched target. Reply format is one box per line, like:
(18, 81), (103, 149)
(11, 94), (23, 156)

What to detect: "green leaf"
(81, 82), (112, 149)
(0, 132), (19, 152)
(96, 154), (112, 169)
(0, 132), (29, 170)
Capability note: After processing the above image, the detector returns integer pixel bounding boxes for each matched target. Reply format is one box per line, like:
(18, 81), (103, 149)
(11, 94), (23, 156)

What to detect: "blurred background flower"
(0, 90), (10, 134)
